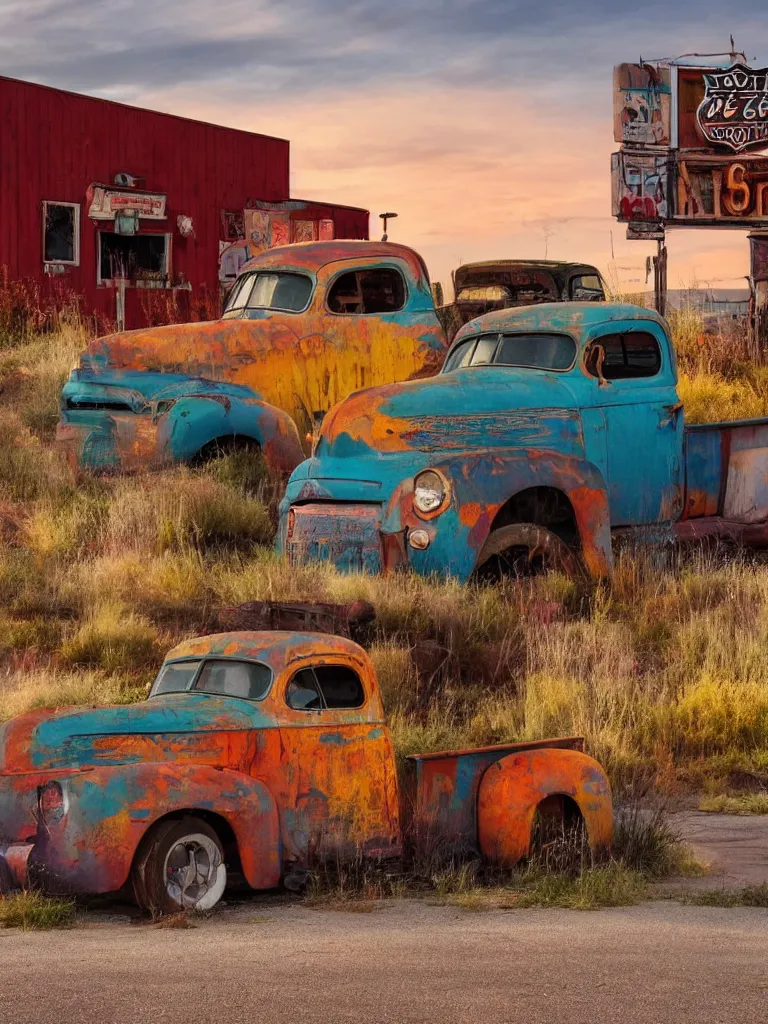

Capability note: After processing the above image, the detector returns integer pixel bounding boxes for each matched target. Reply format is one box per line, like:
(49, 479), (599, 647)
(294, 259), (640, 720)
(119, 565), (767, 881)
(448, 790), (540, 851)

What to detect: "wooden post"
(653, 237), (668, 317)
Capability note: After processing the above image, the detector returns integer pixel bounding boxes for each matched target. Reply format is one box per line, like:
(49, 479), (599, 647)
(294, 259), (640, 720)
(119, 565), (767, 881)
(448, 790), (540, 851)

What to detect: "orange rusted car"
(57, 241), (448, 474)
(0, 631), (612, 913)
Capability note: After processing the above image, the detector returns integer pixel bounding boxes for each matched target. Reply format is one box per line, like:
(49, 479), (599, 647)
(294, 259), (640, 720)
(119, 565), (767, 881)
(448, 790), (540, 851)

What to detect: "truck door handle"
(660, 401), (683, 427)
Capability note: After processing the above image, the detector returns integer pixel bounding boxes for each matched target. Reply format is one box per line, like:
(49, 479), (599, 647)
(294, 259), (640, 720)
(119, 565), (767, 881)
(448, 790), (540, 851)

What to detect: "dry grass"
(0, 316), (767, 797)
(0, 890), (76, 930)
(699, 793), (768, 815)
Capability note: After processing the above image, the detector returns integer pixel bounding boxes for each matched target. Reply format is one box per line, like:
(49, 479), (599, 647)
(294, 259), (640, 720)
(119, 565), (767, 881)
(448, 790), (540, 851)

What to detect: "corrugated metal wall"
(0, 76), (366, 328)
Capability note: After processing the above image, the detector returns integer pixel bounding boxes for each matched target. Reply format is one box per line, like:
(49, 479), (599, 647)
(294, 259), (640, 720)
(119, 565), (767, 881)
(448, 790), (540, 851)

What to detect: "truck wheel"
(132, 817), (227, 915)
(474, 523), (583, 581)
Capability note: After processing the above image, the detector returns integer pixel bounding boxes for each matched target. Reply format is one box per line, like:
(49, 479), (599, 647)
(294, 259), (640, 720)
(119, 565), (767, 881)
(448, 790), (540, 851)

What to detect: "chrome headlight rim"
(413, 469), (450, 519)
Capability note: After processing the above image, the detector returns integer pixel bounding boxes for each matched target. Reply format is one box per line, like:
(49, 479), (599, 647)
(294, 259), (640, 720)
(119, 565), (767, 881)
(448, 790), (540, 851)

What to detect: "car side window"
(328, 269), (406, 314)
(286, 668), (324, 710)
(586, 331), (661, 381)
(314, 666), (365, 709)
(570, 274), (605, 301)
(285, 665), (366, 711)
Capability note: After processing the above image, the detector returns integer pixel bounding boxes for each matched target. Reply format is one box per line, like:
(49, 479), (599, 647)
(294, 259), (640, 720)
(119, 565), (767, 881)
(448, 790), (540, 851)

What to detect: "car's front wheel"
(132, 817), (227, 915)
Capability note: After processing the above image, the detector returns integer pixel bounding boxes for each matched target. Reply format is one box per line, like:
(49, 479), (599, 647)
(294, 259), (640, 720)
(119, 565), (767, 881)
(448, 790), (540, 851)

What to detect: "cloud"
(1, 0), (766, 290)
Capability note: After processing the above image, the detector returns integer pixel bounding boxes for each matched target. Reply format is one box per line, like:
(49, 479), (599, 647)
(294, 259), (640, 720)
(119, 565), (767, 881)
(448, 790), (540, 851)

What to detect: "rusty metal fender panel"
(477, 748), (613, 867)
(29, 763), (280, 895)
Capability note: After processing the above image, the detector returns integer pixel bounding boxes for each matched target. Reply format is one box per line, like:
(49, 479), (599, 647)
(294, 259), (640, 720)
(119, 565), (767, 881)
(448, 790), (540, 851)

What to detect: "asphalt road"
(1, 900), (767, 1024)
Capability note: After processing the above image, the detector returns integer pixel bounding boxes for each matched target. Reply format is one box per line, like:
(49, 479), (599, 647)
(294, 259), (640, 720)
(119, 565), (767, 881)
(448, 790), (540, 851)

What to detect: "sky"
(1, 0), (767, 294)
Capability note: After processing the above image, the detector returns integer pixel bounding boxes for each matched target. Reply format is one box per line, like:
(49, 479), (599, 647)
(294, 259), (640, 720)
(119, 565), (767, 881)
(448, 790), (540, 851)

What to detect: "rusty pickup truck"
(279, 302), (768, 580)
(0, 631), (612, 912)
(56, 241), (447, 475)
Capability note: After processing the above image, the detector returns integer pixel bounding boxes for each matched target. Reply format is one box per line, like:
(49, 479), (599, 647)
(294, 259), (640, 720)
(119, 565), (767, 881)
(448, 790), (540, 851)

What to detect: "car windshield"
(148, 658), (272, 701)
(224, 271), (313, 315)
(495, 332), (576, 370)
(443, 331), (576, 374)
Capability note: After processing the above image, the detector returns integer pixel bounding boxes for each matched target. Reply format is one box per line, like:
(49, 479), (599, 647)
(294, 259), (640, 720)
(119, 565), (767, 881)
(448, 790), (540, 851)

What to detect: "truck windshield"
(224, 271), (313, 316)
(149, 658), (273, 701)
(443, 331), (576, 373)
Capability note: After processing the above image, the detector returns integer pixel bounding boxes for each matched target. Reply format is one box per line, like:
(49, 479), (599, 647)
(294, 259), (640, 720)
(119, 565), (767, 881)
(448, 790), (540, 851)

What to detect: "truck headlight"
(413, 470), (449, 517)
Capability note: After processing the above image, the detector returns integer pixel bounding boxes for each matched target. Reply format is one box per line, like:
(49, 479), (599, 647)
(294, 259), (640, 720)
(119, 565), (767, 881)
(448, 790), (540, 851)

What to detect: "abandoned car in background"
(279, 302), (768, 580)
(437, 260), (606, 341)
(0, 631), (612, 912)
(57, 241), (448, 474)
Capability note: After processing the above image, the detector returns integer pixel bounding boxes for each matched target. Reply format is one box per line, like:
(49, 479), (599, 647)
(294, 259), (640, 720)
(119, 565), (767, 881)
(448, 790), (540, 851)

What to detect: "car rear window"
(495, 332), (576, 370)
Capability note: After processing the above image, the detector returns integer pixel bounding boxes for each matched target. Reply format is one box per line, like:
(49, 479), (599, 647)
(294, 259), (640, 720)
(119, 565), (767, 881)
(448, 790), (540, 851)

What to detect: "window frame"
(96, 230), (171, 287)
(584, 329), (663, 382)
(148, 656), (273, 702)
(325, 265), (408, 317)
(284, 663), (367, 713)
(42, 201), (80, 267)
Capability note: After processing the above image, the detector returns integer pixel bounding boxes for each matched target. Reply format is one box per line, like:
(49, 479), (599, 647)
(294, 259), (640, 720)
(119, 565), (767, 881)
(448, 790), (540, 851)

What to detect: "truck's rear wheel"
(474, 523), (583, 582)
(132, 817), (227, 915)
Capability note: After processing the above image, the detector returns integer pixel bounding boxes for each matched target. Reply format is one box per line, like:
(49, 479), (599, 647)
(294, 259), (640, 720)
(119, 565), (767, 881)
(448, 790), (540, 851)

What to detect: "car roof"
(454, 301), (666, 340)
(165, 631), (369, 673)
(241, 240), (431, 281)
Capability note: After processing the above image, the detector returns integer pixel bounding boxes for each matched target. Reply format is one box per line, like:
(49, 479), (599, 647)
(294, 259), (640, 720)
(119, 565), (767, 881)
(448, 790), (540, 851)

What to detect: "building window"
(43, 202), (80, 265)
(98, 232), (169, 285)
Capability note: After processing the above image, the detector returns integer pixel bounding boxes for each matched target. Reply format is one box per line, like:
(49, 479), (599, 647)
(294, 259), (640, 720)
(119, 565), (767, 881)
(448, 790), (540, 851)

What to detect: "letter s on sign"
(723, 163), (750, 216)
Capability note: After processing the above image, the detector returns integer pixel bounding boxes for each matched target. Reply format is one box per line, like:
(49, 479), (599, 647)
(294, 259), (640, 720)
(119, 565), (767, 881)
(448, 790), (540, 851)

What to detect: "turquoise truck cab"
(278, 302), (768, 579)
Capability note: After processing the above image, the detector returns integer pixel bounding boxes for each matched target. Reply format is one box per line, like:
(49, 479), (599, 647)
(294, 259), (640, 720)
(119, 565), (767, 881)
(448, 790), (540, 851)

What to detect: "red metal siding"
(0, 76), (365, 329)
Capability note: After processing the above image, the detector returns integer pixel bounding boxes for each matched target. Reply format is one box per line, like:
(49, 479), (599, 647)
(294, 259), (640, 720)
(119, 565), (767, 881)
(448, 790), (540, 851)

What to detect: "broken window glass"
(43, 203), (78, 264)
(99, 232), (167, 283)
(328, 269), (406, 314)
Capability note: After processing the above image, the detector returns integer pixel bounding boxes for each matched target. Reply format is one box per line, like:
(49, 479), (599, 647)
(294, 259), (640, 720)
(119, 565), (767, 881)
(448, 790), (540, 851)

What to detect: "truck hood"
(0, 695), (272, 774)
(76, 318), (297, 387)
(316, 368), (584, 460)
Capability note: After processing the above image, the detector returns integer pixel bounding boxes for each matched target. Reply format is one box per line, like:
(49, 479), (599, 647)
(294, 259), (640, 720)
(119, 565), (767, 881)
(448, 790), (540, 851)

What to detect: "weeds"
(0, 890), (76, 930)
(514, 864), (648, 910)
(699, 793), (768, 815)
(683, 883), (768, 908)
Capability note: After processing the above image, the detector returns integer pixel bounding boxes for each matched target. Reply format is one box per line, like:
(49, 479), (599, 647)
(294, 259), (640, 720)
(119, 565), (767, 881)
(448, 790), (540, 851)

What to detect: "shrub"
(0, 891), (76, 929)
(60, 602), (163, 674)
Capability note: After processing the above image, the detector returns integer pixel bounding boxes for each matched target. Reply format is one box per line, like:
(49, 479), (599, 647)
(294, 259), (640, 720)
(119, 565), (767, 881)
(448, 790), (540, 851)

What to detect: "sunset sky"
(2, 0), (768, 295)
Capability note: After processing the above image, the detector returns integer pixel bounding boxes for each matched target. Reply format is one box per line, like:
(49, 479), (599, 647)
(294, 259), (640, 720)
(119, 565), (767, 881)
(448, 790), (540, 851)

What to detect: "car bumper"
(284, 502), (411, 574)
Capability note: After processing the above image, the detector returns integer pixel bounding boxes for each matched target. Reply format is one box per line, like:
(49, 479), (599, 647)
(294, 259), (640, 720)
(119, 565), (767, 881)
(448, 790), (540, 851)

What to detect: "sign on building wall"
(86, 185), (167, 220)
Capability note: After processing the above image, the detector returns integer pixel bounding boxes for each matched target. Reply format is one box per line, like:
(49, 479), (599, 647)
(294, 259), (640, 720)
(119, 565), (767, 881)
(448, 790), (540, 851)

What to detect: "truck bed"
(682, 418), (768, 542)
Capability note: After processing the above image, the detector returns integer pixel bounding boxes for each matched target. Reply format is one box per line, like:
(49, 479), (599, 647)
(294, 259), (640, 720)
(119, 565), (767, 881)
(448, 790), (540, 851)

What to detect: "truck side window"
(588, 331), (661, 380)
(314, 666), (365, 709)
(286, 669), (324, 710)
(328, 269), (406, 315)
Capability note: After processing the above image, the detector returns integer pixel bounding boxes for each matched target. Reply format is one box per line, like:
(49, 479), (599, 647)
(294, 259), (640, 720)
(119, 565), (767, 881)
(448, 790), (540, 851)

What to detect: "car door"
(582, 322), (683, 526)
(277, 659), (400, 865)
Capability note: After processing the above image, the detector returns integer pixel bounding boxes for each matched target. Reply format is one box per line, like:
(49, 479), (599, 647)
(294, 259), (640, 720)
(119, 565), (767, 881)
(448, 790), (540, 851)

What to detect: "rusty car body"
(438, 260), (606, 341)
(0, 631), (612, 911)
(279, 302), (768, 580)
(57, 241), (448, 474)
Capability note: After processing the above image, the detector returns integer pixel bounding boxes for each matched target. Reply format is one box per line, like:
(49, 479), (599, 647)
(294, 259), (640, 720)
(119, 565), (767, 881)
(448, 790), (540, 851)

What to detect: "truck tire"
(474, 523), (583, 581)
(132, 817), (227, 916)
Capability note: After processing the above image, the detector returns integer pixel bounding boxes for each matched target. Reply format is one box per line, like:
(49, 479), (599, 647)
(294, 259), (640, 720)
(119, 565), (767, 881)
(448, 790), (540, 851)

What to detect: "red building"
(0, 76), (369, 329)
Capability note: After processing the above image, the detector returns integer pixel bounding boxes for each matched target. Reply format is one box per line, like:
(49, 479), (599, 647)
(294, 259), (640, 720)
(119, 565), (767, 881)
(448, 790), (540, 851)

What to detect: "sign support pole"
(749, 232), (768, 353)
(653, 236), (668, 317)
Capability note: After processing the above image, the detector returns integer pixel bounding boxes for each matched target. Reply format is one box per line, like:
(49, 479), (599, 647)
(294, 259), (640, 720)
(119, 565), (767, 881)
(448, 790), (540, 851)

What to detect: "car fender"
(476, 748), (613, 867)
(33, 763), (281, 895)
(158, 392), (305, 472)
(381, 450), (613, 578)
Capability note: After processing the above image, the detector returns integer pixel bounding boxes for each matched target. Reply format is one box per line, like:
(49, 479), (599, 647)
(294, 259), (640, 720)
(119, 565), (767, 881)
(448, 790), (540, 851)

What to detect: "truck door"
(278, 659), (400, 864)
(582, 323), (683, 526)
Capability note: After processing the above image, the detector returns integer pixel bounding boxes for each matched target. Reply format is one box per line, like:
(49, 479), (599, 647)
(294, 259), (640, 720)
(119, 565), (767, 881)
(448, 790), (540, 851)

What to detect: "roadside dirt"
(666, 811), (768, 889)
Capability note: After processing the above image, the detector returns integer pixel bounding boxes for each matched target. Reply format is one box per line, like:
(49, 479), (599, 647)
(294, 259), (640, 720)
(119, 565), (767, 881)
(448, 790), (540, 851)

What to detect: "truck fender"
(383, 451), (613, 579)
(34, 763), (281, 895)
(476, 748), (612, 867)
(157, 393), (304, 473)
